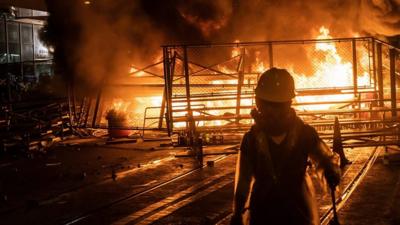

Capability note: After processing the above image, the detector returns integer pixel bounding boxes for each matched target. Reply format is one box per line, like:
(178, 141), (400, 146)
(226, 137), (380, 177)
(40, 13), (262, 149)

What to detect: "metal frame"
(162, 37), (399, 145)
(89, 60), (166, 133)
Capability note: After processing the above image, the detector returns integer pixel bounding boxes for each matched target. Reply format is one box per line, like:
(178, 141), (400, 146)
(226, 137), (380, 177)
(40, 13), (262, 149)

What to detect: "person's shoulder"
(297, 120), (321, 148)
(239, 126), (256, 152)
(242, 127), (255, 143)
(297, 119), (319, 138)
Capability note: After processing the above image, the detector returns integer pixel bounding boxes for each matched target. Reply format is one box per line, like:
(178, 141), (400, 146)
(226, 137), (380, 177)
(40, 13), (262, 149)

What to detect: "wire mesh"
(164, 38), (394, 134)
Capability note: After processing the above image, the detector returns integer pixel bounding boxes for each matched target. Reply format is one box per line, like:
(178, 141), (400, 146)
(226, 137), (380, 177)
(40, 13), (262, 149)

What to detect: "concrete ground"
(0, 135), (399, 225)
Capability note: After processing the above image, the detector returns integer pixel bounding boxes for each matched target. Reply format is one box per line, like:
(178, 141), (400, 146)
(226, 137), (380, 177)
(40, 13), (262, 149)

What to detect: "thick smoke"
(216, 0), (400, 41)
(42, 0), (400, 94)
(360, 0), (400, 37)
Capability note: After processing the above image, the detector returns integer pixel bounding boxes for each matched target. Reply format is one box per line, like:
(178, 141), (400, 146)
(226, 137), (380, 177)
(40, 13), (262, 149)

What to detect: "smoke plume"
(42, 0), (400, 93)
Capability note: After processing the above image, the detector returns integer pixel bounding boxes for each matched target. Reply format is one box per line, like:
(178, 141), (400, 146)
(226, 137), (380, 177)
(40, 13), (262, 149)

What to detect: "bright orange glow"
(292, 26), (371, 111)
(104, 96), (163, 127)
(231, 40), (241, 58)
(113, 26), (372, 129)
(252, 51), (267, 73)
(129, 66), (146, 77)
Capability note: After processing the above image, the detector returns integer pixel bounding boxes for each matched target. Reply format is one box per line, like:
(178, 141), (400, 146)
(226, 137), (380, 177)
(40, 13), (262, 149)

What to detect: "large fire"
(293, 26), (371, 111)
(106, 26), (372, 129)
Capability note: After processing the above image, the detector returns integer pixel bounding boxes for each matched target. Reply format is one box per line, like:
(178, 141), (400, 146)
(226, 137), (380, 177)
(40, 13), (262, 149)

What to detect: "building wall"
(0, 7), (53, 101)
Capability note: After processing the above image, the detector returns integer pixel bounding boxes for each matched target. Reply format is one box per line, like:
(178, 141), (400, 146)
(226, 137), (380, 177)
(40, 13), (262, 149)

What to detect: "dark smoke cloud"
(42, 0), (400, 94)
(217, 0), (400, 41)
(177, 0), (233, 37)
(360, 0), (400, 37)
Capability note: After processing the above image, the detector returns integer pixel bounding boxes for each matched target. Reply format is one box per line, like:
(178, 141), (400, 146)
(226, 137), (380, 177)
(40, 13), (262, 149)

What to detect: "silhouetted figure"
(231, 68), (341, 225)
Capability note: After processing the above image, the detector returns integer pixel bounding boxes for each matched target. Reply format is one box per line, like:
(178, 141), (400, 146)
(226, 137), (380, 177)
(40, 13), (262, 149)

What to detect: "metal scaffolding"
(161, 37), (400, 147)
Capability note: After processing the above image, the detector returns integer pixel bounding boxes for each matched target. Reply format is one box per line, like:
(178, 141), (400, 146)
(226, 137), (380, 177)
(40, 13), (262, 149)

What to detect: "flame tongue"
(108, 26), (371, 128)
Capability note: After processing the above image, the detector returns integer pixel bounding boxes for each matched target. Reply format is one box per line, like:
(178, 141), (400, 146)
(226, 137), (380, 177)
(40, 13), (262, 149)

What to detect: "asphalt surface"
(0, 136), (399, 225)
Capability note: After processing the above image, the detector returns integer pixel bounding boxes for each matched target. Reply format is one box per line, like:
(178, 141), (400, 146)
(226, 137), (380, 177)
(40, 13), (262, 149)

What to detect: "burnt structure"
(160, 37), (400, 148)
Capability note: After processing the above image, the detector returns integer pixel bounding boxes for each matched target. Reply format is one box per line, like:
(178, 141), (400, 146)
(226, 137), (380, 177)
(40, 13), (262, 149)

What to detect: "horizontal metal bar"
(170, 99), (397, 113)
(90, 125), (167, 131)
(171, 87), (377, 100)
(172, 96), (254, 103)
(162, 37), (374, 48)
(372, 38), (400, 51)
(172, 108), (400, 122)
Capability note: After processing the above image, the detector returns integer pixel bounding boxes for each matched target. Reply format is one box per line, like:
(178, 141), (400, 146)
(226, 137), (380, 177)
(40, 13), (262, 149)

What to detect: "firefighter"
(231, 68), (341, 225)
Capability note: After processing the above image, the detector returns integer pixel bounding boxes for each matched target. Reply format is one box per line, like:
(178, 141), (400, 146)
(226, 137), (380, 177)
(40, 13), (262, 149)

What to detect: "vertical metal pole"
(389, 48), (397, 119)
(32, 24), (36, 82)
(236, 48), (245, 123)
(84, 98), (92, 127)
(183, 46), (192, 114)
(162, 47), (172, 135)
(167, 53), (174, 133)
(159, 88), (167, 130)
(183, 46), (196, 144)
(4, 16), (9, 63)
(66, 83), (75, 131)
(268, 42), (274, 68)
(159, 52), (176, 130)
(4, 17), (11, 103)
(77, 97), (86, 126)
(72, 78), (77, 123)
(376, 43), (384, 107)
(371, 38), (377, 106)
(352, 39), (358, 99)
(91, 87), (102, 128)
(59, 103), (64, 139)
(162, 48), (169, 134)
(19, 23), (23, 81)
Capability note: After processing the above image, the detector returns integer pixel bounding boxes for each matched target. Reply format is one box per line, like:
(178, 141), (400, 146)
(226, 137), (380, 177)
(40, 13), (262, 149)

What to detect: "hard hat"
(255, 67), (295, 102)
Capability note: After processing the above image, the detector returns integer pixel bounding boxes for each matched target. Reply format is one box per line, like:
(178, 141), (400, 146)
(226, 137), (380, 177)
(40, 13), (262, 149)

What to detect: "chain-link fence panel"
(163, 38), (400, 134)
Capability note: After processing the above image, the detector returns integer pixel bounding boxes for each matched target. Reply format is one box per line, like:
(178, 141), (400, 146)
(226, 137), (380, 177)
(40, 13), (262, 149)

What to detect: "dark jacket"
(231, 116), (340, 225)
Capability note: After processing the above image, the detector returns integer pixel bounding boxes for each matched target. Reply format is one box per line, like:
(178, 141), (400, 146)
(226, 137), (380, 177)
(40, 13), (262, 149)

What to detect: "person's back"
(231, 68), (341, 225)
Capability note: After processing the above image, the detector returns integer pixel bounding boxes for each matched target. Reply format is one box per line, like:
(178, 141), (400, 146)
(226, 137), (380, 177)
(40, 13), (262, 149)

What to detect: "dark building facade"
(0, 6), (52, 102)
